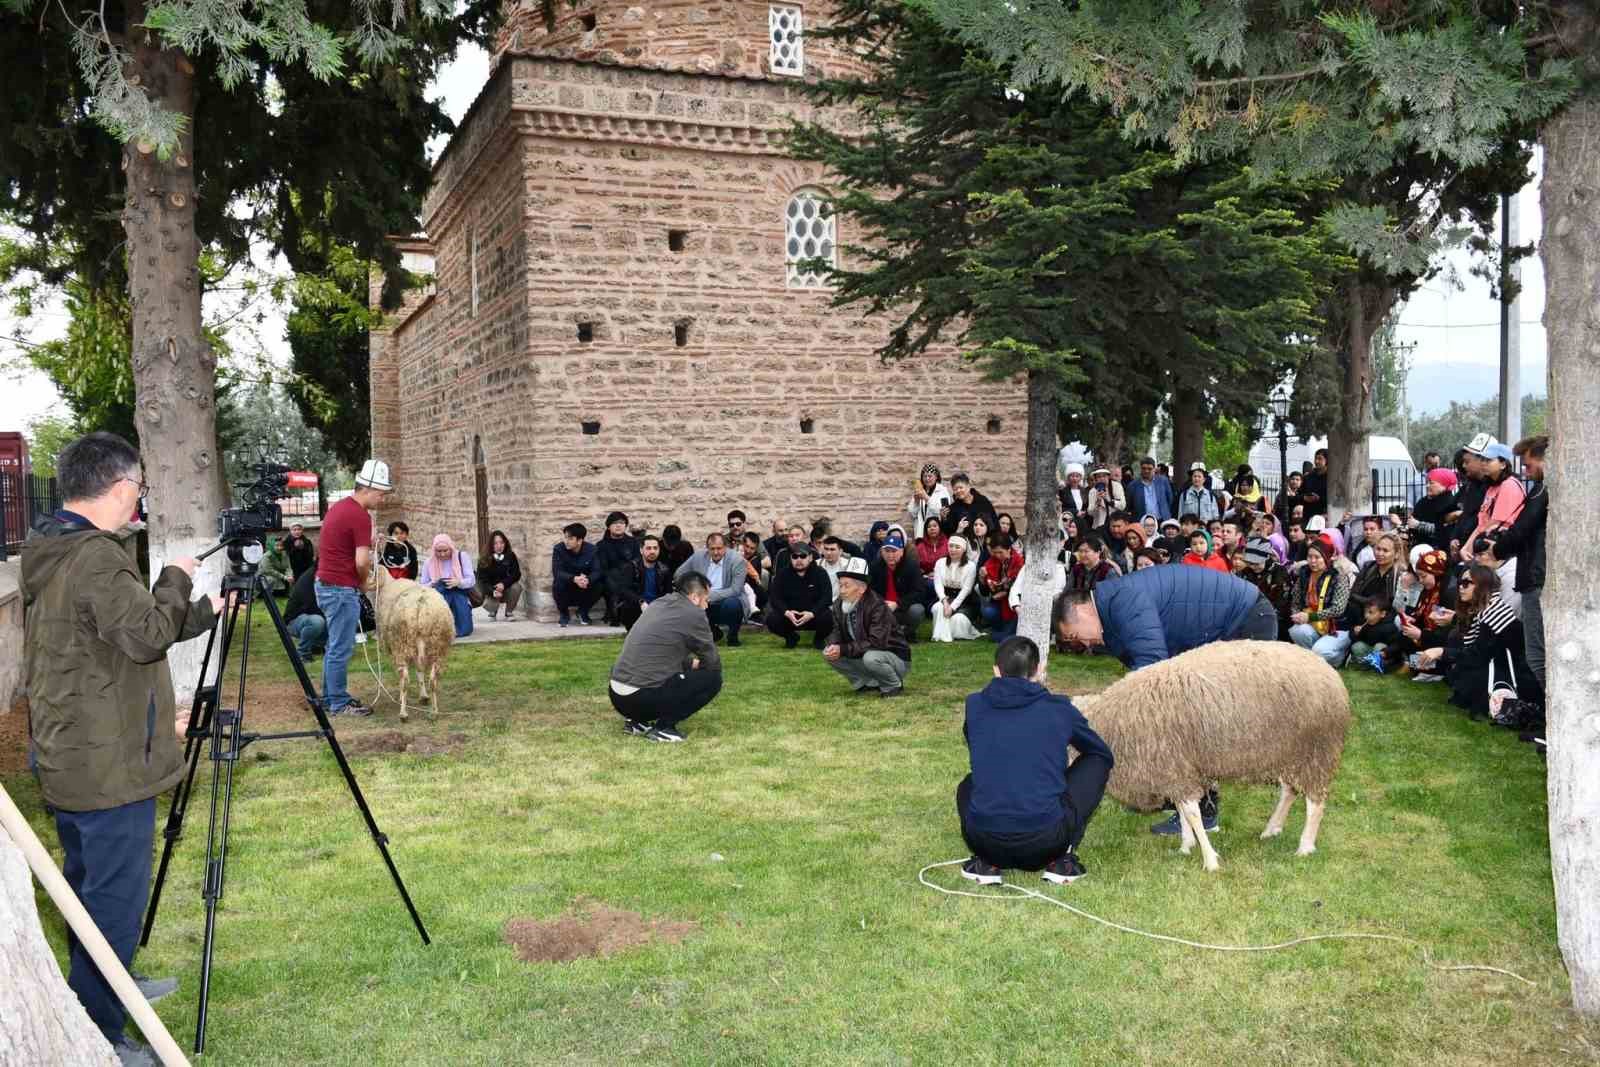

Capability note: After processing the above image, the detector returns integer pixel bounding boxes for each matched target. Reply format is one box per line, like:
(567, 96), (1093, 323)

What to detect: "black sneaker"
(959, 857), (1003, 885)
(646, 726), (685, 743)
(784, 633), (800, 649)
(812, 633), (829, 650)
(726, 628), (741, 647)
(1041, 853), (1087, 885)
(879, 686), (904, 698)
(623, 719), (651, 736)
(853, 686), (880, 696)
(711, 624), (725, 643)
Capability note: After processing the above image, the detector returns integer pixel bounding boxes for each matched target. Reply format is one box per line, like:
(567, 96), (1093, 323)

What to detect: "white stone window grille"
(769, 5), (803, 77)
(469, 224), (480, 317)
(785, 189), (835, 289)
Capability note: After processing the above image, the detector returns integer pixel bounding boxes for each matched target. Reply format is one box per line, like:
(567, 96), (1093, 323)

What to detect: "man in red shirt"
(314, 459), (393, 716)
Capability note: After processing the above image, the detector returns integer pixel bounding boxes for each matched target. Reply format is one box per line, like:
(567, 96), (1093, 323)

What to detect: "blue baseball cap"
(1482, 442), (1514, 463)
(883, 531), (906, 550)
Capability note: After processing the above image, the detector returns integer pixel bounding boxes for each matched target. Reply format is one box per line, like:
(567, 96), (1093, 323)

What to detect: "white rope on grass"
(917, 858), (1536, 986)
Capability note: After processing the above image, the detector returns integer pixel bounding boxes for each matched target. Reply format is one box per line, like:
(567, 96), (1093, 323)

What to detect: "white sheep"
(1075, 641), (1351, 872)
(370, 564), (456, 722)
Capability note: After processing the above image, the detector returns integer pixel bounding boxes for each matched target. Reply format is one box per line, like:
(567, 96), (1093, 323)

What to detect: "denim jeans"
(315, 581), (360, 711)
(981, 601), (1018, 643)
(287, 613), (327, 658)
(54, 797), (156, 1043)
(1289, 623), (1351, 668)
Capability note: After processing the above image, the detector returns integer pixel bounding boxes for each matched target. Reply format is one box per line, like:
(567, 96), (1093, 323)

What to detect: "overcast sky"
(0, 45), (1547, 434)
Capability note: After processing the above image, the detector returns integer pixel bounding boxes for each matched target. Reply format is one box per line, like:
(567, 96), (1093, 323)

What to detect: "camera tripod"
(140, 545), (430, 1054)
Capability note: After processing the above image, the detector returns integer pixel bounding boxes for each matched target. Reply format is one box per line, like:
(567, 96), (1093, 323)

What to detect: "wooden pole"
(0, 783), (191, 1067)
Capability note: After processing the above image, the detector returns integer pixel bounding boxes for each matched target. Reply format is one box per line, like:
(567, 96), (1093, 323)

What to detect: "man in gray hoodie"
(608, 572), (724, 742)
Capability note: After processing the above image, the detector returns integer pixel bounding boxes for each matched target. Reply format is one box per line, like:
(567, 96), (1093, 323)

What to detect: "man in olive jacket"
(21, 432), (221, 1058)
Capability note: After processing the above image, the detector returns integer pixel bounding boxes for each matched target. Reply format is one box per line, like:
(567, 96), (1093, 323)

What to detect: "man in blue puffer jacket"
(1052, 564), (1279, 834)
(957, 637), (1114, 887)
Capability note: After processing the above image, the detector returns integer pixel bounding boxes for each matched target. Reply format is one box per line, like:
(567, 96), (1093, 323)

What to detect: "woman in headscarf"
(1230, 465), (1265, 510)
(1288, 538), (1352, 667)
(907, 463), (953, 537)
(1116, 524), (1147, 575)
(418, 533), (477, 638)
(1378, 548), (1455, 674)
(930, 535), (981, 642)
(863, 520), (891, 566)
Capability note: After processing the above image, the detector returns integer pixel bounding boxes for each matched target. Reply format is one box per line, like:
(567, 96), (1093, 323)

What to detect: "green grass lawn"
(7, 608), (1595, 1066)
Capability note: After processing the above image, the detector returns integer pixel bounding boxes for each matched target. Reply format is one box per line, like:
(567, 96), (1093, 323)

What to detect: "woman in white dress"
(907, 463), (953, 538)
(931, 535), (981, 642)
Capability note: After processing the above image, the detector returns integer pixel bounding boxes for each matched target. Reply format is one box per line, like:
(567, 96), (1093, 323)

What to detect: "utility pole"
(1498, 187), (1523, 445)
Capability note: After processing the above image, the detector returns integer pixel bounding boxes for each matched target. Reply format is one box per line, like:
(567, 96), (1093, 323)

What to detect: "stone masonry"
(370, 2), (1027, 617)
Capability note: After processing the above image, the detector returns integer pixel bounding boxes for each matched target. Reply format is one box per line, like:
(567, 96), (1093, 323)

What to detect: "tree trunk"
(1326, 279), (1394, 519)
(1539, 33), (1600, 1018)
(122, 10), (224, 703)
(0, 830), (120, 1066)
(1093, 425), (1127, 472)
(1017, 370), (1060, 668)
(1170, 389), (1205, 483)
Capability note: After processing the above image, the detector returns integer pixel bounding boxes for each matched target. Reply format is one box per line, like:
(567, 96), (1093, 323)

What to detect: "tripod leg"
(142, 596), (238, 947)
(258, 582), (431, 945)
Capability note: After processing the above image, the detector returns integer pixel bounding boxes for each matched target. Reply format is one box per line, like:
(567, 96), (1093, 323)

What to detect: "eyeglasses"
(120, 476), (148, 501)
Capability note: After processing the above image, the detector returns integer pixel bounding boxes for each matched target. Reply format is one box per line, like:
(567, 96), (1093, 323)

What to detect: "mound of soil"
(341, 730), (467, 757)
(1, 695), (30, 776)
(503, 899), (698, 964)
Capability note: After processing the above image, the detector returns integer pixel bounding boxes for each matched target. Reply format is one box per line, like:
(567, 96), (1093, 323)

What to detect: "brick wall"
(493, 0), (875, 82)
(377, 55), (1026, 617)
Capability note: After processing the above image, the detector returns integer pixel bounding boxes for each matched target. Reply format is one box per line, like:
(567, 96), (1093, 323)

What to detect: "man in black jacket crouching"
(765, 541), (833, 649)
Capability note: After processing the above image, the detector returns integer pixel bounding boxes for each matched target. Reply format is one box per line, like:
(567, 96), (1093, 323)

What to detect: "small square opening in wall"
(799, 417), (815, 435)
(668, 229), (687, 252)
(579, 12), (597, 31)
(577, 322), (594, 343)
(581, 419), (601, 435)
(674, 322), (689, 347)
(985, 416), (1002, 435)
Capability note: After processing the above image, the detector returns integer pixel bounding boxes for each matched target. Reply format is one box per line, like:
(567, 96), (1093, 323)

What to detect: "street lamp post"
(1270, 384), (1293, 505)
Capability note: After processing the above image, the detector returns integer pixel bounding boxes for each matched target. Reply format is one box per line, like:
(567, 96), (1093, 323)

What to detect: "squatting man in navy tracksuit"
(956, 636), (1114, 886)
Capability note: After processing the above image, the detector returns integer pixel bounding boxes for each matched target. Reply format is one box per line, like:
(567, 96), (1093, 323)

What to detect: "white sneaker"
(354, 631), (367, 645)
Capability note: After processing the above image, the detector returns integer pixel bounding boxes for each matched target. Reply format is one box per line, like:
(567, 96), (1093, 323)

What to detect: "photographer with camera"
(315, 460), (394, 717)
(21, 432), (225, 1065)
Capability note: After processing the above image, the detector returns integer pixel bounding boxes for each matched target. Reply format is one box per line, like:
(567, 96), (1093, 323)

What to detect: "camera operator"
(21, 432), (225, 1064)
(314, 460), (394, 717)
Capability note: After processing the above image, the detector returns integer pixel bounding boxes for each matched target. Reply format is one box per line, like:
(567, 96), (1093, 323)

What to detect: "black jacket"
(609, 556), (673, 608)
(595, 534), (641, 584)
(281, 534), (316, 579)
(1299, 471), (1328, 516)
(286, 568), (321, 624)
(380, 539), (419, 580)
(1410, 489), (1458, 541)
(1450, 478), (1488, 548)
(943, 489), (996, 538)
(768, 561), (833, 618)
(869, 553), (929, 606)
(480, 550), (522, 589)
(1492, 480), (1546, 592)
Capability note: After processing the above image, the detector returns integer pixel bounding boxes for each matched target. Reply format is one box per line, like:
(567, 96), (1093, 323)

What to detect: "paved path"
(452, 613), (626, 646)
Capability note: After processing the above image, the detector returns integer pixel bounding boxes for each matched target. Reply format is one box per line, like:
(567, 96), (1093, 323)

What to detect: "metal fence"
(1254, 468), (1425, 517)
(0, 471), (60, 561)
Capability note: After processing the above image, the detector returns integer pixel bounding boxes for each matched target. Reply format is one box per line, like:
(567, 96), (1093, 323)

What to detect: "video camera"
(217, 459), (292, 543)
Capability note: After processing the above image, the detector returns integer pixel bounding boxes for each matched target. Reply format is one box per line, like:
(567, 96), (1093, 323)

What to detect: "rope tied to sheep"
(917, 859), (1536, 987)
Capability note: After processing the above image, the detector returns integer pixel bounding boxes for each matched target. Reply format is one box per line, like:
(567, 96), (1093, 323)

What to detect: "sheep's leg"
(416, 639), (430, 698)
(429, 663), (440, 717)
(397, 662), (409, 723)
(1297, 795), (1327, 856)
(1262, 781), (1296, 840)
(1178, 799), (1221, 872)
(1178, 803), (1197, 852)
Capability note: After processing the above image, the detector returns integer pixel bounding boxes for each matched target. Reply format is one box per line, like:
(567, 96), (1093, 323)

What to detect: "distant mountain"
(1406, 356), (1547, 415)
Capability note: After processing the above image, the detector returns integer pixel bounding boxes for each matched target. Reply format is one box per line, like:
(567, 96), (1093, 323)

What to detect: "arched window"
(785, 189), (835, 289)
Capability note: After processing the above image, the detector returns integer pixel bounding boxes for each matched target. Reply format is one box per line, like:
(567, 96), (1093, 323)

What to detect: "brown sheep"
(1075, 641), (1351, 872)
(370, 565), (456, 722)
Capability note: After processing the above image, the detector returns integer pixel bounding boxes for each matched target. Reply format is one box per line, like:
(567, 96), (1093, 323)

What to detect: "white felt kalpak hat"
(355, 459), (394, 491)
(837, 557), (871, 585)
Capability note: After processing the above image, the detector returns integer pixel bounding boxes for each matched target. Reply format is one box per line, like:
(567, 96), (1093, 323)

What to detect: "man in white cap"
(315, 459), (393, 717)
(823, 557), (912, 697)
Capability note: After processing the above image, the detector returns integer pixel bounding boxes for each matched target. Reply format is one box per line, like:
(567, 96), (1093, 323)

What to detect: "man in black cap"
(765, 540), (834, 649)
(594, 509), (641, 624)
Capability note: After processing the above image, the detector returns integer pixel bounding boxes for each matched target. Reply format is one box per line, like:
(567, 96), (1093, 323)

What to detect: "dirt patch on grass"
(503, 899), (699, 964)
(1, 695), (30, 776)
(340, 730), (467, 757)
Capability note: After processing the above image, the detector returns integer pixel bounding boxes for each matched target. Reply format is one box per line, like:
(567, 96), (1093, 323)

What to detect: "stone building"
(369, 0), (1027, 616)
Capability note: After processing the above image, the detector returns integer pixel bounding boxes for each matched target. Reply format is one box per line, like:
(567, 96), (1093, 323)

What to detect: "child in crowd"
(1351, 598), (1402, 672)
